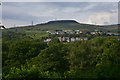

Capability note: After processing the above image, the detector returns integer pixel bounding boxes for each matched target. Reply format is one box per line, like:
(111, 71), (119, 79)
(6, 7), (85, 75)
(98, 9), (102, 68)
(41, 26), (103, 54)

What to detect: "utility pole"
(31, 21), (33, 26)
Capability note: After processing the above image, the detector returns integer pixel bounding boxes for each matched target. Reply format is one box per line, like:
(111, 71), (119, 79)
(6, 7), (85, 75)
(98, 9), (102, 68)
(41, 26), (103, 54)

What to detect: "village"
(44, 37), (88, 42)
(46, 30), (119, 35)
(44, 30), (119, 42)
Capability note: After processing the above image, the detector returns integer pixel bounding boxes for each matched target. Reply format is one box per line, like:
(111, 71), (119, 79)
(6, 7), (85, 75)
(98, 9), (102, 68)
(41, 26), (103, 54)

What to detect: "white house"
(44, 38), (51, 42)
(71, 37), (76, 42)
(91, 32), (96, 35)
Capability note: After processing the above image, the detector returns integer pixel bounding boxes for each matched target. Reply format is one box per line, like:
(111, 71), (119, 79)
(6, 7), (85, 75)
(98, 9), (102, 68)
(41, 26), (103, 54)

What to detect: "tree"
(48, 37), (60, 46)
(29, 43), (69, 73)
(7, 40), (47, 68)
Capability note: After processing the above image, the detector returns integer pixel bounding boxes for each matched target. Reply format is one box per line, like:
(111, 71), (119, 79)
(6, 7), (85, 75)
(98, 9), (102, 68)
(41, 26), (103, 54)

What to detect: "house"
(62, 37), (70, 42)
(91, 32), (96, 35)
(80, 38), (83, 40)
(44, 38), (51, 42)
(66, 39), (70, 42)
(62, 37), (66, 41)
(106, 32), (113, 35)
(84, 37), (88, 40)
(58, 37), (62, 42)
(56, 31), (64, 34)
(80, 31), (83, 34)
(66, 37), (70, 42)
(76, 31), (79, 34)
(76, 37), (82, 40)
(65, 31), (73, 34)
(76, 37), (79, 41)
(75, 30), (79, 34)
(98, 32), (103, 34)
(71, 37), (76, 42)
(51, 32), (57, 34)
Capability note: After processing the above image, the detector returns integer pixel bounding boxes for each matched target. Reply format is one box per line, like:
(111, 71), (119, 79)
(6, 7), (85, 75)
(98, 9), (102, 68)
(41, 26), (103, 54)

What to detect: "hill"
(3, 20), (118, 33)
(38, 20), (79, 25)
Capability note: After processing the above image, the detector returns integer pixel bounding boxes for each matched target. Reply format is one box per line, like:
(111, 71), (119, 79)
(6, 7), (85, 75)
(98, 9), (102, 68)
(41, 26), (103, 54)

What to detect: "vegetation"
(2, 35), (120, 79)
(2, 20), (120, 79)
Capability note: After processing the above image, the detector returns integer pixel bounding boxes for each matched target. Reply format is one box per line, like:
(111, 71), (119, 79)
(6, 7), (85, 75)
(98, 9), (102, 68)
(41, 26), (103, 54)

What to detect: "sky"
(1, 2), (118, 28)
(1, 0), (120, 2)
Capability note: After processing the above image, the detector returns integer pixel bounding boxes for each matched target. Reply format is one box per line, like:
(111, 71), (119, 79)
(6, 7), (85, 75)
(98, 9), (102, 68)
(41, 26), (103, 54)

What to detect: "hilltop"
(3, 20), (118, 33)
(38, 20), (79, 25)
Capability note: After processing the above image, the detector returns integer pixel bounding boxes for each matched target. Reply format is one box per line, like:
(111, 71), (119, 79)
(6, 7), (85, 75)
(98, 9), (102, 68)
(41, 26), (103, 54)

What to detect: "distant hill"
(4, 20), (118, 33)
(38, 20), (79, 25)
(34, 20), (101, 31)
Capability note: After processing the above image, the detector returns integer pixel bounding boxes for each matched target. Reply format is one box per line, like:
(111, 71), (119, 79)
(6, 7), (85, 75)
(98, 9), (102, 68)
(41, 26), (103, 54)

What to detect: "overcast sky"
(2, 2), (118, 28)
(2, 0), (120, 2)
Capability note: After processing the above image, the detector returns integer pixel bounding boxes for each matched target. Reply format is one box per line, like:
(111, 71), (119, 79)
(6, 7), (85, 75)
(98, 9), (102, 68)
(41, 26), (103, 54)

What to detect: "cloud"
(87, 12), (118, 25)
(3, 19), (30, 27)
(0, 4), (2, 23)
(2, 0), (120, 2)
(83, 3), (97, 11)
(2, 2), (118, 28)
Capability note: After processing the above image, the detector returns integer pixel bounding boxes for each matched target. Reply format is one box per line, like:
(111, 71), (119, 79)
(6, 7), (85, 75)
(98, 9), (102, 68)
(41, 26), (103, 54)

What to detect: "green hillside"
(2, 20), (119, 42)
(4, 20), (118, 32)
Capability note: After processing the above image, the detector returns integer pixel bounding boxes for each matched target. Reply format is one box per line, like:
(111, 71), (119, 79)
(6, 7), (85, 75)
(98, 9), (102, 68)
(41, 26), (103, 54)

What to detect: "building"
(98, 32), (103, 34)
(62, 37), (70, 42)
(84, 37), (88, 40)
(71, 37), (76, 42)
(106, 32), (113, 35)
(76, 31), (79, 34)
(66, 37), (70, 42)
(80, 38), (83, 40)
(58, 37), (62, 42)
(44, 38), (51, 42)
(91, 32), (96, 35)
(76, 37), (79, 41)
(80, 31), (83, 34)
(44, 37), (88, 43)
(56, 31), (64, 34)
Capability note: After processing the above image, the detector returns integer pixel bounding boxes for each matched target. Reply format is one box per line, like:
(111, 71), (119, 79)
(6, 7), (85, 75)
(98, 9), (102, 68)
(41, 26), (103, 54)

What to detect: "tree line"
(2, 36), (120, 79)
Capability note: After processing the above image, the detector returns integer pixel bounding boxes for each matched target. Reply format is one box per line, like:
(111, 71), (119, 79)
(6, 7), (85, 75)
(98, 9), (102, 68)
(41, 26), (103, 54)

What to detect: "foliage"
(2, 36), (120, 79)
(29, 43), (69, 73)
(2, 39), (47, 75)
